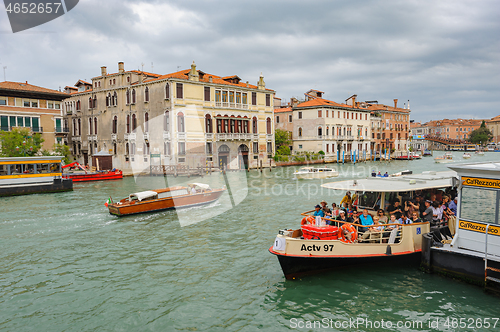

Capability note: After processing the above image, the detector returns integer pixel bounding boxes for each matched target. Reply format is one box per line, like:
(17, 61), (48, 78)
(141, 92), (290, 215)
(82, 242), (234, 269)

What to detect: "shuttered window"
(204, 86), (210, 101)
(176, 83), (183, 99)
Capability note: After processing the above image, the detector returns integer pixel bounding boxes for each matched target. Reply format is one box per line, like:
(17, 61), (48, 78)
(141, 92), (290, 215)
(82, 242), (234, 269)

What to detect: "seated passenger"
(383, 172), (388, 177)
(359, 217), (384, 243)
(371, 170), (376, 177)
(313, 205), (324, 218)
(359, 209), (374, 233)
(330, 203), (340, 219)
(382, 214), (401, 243)
(411, 212), (422, 223)
(337, 210), (348, 223)
(320, 200), (331, 215)
(399, 212), (413, 225)
(388, 200), (403, 220)
(376, 209), (388, 223)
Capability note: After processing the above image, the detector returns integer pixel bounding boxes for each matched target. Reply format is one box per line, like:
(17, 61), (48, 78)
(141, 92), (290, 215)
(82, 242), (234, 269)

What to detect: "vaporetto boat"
(269, 171), (458, 279)
(293, 167), (339, 179)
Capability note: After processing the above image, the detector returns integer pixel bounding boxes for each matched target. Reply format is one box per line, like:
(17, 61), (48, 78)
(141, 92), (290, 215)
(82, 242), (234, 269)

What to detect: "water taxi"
(0, 156), (73, 196)
(421, 162), (500, 295)
(269, 171), (458, 279)
(62, 162), (123, 182)
(434, 153), (453, 163)
(293, 167), (339, 179)
(462, 153), (472, 159)
(107, 183), (225, 217)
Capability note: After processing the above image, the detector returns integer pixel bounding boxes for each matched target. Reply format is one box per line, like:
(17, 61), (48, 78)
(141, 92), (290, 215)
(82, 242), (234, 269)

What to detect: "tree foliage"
(276, 145), (291, 156)
(52, 144), (72, 165)
(468, 121), (493, 145)
(0, 127), (44, 157)
(275, 129), (291, 148)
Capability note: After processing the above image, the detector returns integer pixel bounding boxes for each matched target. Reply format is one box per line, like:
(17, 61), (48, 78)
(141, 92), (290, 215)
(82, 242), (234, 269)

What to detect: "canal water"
(1, 152), (499, 331)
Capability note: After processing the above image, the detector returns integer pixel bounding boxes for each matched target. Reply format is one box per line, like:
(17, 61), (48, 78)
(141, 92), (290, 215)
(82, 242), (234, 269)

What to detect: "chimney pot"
(394, 99), (398, 108)
(118, 62), (124, 73)
(101, 66), (107, 76)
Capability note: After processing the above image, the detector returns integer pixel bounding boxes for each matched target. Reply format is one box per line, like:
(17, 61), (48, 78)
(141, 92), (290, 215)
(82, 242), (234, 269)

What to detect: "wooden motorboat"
(62, 162), (123, 182)
(434, 153), (453, 163)
(293, 167), (339, 179)
(270, 171), (458, 279)
(107, 183), (225, 217)
(462, 153), (472, 159)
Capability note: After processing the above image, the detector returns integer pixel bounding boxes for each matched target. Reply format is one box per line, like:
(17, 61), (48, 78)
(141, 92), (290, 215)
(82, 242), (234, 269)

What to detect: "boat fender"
(338, 224), (357, 243)
(385, 245), (392, 255)
(301, 216), (315, 225)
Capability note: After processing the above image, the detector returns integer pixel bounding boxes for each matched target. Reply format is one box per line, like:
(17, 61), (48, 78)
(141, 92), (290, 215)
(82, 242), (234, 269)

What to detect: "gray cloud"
(0, 0), (498, 121)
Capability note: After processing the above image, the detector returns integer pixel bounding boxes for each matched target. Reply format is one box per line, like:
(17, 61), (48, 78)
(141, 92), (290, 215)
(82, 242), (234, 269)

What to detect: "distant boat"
(475, 150), (485, 156)
(293, 167), (339, 179)
(107, 183), (225, 217)
(463, 153), (472, 159)
(434, 154), (453, 163)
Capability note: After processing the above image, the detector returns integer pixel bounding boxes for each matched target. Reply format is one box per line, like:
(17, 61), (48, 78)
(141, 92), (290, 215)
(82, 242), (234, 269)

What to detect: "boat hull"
(294, 172), (339, 179)
(0, 178), (73, 197)
(271, 248), (421, 279)
(63, 170), (123, 182)
(108, 189), (225, 216)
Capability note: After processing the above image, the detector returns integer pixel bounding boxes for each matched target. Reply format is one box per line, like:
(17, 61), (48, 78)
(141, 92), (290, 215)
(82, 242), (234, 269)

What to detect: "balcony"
(87, 135), (98, 141)
(111, 134), (117, 141)
(143, 133), (149, 141)
(177, 132), (186, 140)
(71, 136), (81, 142)
(215, 133), (252, 141)
(252, 134), (259, 140)
(205, 133), (214, 140)
(163, 132), (171, 140)
(55, 126), (69, 135)
(346, 135), (354, 141)
(266, 134), (273, 141)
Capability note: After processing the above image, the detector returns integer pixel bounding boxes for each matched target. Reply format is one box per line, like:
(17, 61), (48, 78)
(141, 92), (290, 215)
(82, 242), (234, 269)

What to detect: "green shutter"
(56, 118), (62, 132)
(1, 116), (8, 130)
(32, 117), (39, 131)
(9, 116), (16, 127)
(24, 117), (31, 127)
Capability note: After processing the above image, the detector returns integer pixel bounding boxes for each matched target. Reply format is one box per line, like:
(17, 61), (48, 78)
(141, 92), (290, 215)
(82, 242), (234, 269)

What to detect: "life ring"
(338, 223), (357, 243)
(301, 216), (315, 225)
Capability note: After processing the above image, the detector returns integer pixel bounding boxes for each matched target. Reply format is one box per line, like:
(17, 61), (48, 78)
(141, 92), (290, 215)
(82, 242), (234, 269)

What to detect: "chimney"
(101, 66), (107, 76)
(257, 73), (265, 90)
(394, 99), (398, 108)
(118, 62), (124, 73)
(188, 61), (199, 81)
(209, 76), (213, 83)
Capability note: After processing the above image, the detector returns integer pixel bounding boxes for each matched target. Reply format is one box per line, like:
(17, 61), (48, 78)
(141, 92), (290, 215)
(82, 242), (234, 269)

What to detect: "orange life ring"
(338, 223), (357, 243)
(301, 216), (315, 225)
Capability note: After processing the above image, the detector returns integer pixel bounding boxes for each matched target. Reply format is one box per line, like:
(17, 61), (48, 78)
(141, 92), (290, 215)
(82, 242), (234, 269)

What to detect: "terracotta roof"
(423, 118), (483, 127)
(490, 115), (500, 122)
(274, 107), (292, 113)
(75, 80), (91, 86)
(91, 70), (161, 80)
(0, 81), (68, 95)
(367, 104), (410, 113)
(145, 69), (274, 91)
(295, 98), (356, 109)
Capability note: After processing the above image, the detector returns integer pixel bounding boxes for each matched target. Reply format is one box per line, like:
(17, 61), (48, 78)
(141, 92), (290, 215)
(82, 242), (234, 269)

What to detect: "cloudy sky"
(1, 0), (499, 122)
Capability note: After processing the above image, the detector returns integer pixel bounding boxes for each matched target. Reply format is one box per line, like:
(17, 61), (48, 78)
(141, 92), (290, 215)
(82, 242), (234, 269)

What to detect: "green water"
(1, 152), (500, 331)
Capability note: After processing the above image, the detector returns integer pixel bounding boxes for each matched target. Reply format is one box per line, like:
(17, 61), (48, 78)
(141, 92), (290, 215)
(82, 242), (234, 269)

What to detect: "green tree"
(52, 144), (72, 165)
(275, 129), (291, 148)
(468, 121), (493, 145)
(0, 127), (44, 157)
(276, 145), (291, 156)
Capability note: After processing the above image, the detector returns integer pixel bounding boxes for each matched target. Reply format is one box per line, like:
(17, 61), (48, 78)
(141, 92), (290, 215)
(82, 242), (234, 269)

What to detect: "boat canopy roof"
(188, 183), (211, 190)
(321, 171), (458, 193)
(129, 191), (158, 201)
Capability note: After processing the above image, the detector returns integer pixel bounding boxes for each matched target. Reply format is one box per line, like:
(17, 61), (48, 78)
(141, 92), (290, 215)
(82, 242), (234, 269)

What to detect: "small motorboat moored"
(62, 162), (123, 182)
(462, 153), (472, 159)
(107, 183), (226, 217)
(293, 167), (339, 179)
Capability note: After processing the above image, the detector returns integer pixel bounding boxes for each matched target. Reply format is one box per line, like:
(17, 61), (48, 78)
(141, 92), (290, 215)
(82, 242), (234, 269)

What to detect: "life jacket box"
(279, 229), (302, 238)
(301, 225), (339, 240)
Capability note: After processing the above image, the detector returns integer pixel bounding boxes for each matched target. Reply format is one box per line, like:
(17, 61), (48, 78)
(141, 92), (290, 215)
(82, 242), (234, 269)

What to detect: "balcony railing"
(205, 133), (214, 140)
(177, 132), (186, 140)
(163, 132), (170, 140)
(71, 136), (81, 141)
(55, 126), (69, 134)
(144, 133), (149, 141)
(124, 133), (136, 141)
(266, 134), (273, 140)
(111, 134), (117, 141)
(216, 133), (252, 140)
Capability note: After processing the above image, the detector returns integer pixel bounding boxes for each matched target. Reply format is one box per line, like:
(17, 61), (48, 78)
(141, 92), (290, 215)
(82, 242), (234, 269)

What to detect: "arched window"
(88, 97), (92, 108)
(126, 90), (130, 104)
(89, 118), (93, 135)
(125, 142), (129, 155)
(131, 142), (136, 155)
(78, 118), (81, 135)
(326, 126), (329, 136)
(112, 116), (117, 134)
(113, 91), (117, 106)
(132, 89), (136, 104)
(266, 117), (271, 134)
(298, 127), (302, 137)
(113, 143), (117, 155)
(144, 112), (149, 133)
(177, 112), (185, 132)
(145, 87), (149, 102)
(94, 117), (98, 135)
(165, 83), (170, 99)
(76, 100), (80, 110)
(252, 117), (257, 134)
(93, 96), (97, 108)
(126, 115), (130, 134)
(73, 118), (76, 135)
(132, 114), (137, 132)
(318, 127), (322, 137)
(164, 111), (170, 132)
(106, 93), (111, 107)
(205, 114), (212, 133)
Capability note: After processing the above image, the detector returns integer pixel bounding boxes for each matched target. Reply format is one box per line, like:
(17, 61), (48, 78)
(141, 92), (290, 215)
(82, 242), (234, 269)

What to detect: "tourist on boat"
(399, 212), (413, 225)
(359, 217), (383, 243)
(359, 209), (374, 226)
(349, 212), (363, 233)
(313, 205), (324, 218)
(405, 196), (420, 217)
(376, 171), (382, 177)
(411, 211), (422, 223)
(320, 200), (331, 215)
(330, 203), (340, 219)
(448, 197), (458, 215)
(377, 209), (388, 223)
(371, 170), (376, 177)
(383, 172), (389, 177)
(337, 210), (347, 223)
(340, 191), (352, 206)
(421, 200), (434, 223)
(388, 200), (403, 220)
(431, 201), (443, 225)
(382, 214), (401, 242)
